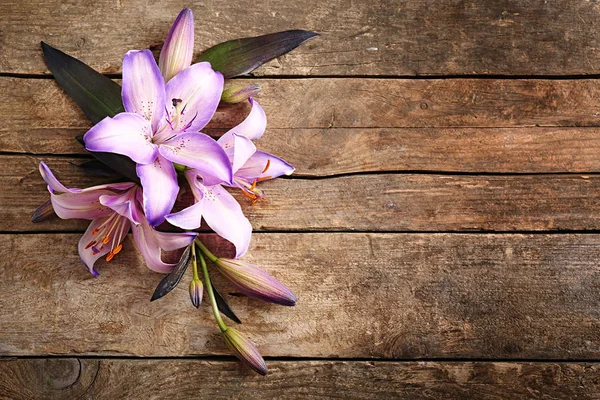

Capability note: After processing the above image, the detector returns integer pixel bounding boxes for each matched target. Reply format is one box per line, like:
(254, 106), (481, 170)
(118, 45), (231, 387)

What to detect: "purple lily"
(83, 49), (232, 227)
(165, 99), (293, 257)
(39, 162), (196, 275)
(219, 98), (295, 203)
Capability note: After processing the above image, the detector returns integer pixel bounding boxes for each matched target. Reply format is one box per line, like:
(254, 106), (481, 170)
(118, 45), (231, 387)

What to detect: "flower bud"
(189, 278), (203, 308)
(221, 84), (261, 104)
(222, 328), (268, 375)
(215, 258), (297, 306)
(159, 8), (194, 82)
(31, 199), (55, 222)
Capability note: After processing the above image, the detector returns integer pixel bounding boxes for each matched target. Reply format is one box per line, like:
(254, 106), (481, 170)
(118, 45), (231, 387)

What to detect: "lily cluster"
(34, 9), (305, 375)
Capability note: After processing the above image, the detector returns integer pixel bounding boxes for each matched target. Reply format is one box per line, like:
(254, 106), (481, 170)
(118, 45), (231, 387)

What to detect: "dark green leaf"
(41, 42), (124, 124)
(211, 281), (242, 323)
(75, 135), (139, 184)
(43, 43), (139, 182)
(150, 246), (192, 302)
(73, 159), (123, 179)
(198, 30), (319, 78)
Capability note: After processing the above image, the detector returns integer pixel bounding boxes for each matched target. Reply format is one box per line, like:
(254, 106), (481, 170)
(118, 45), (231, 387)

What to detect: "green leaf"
(198, 30), (319, 78)
(150, 246), (192, 302)
(211, 281), (242, 323)
(41, 42), (124, 124)
(42, 42), (139, 183)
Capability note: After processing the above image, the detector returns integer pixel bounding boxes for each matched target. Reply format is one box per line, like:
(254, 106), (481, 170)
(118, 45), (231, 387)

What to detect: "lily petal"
(99, 187), (140, 224)
(51, 191), (114, 220)
(226, 98), (266, 140)
(39, 162), (76, 194)
(165, 201), (204, 230)
(136, 154), (179, 226)
(218, 132), (257, 174)
(159, 8), (194, 82)
(159, 132), (232, 184)
(164, 62), (223, 133)
(131, 215), (196, 273)
(122, 50), (167, 132)
(201, 184), (252, 258)
(235, 150), (295, 182)
(84, 113), (158, 164)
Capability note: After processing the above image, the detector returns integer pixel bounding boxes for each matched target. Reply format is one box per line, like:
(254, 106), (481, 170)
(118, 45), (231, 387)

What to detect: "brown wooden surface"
(2, 0), (600, 398)
(2, 359), (600, 400)
(4, 1), (600, 77)
(3, 233), (600, 359)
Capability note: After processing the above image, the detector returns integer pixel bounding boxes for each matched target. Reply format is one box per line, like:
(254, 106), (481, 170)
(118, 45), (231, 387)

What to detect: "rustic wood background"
(2, 0), (600, 398)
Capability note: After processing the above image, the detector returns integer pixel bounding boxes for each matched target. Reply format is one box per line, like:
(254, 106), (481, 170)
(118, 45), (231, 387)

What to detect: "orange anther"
(92, 228), (100, 235)
(106, 252), (115, 262)
(113, 244), (123, 255)
(257, 176), (272, 182)
(240, 190), (258, 201)
(250, 180), (257, 191)
(262, 159), (271, 173)
(102, 236), (111, 245)
(85, 240), (96, 249)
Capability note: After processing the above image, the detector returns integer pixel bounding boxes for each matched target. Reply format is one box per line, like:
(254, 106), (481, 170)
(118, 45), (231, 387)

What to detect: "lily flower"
(219, 98), (295, 203)
(164, 99), (293, 257)
(83, 49), (232, 227)
(39, 162), (196, 275)
(159, 8), (195, 82)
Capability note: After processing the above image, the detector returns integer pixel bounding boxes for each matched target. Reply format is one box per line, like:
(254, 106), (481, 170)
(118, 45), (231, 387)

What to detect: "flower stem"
(195, 239), (218, 263)
(191, 243), (199, 281)
(198, 248), (227, 332)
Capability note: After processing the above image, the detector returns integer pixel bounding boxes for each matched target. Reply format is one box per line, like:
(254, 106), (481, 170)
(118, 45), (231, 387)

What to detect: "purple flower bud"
(159, 8), (195, 82)
(31, 199), (55, 222)
(189, 278), (203, 308)
(215, 258), (297, 306)
(222, 328), (268, 375)
(221, 84), (261, 104)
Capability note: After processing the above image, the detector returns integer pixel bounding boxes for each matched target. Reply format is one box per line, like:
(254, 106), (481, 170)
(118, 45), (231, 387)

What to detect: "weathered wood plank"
(10, 155), (600, 232)
(2, 233), (600, 358)
(2, 359), (600, 400)
(4, 78), (600, 135)
(3, 0), (600, 76)
(9, 124), (600, 176)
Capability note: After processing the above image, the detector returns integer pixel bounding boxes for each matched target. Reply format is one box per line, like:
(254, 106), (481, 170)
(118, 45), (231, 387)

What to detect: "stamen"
(257, 176), (272, 182)
(106, 251), (115, 262)
(250, 180), (257, 191)
(85, 240), (97, 249)
(102, 236), (111, 245)
(240, 190), (258, 201)
(92, 228), (99, 235)
(262, 159), (271, 173)
(113, 244), (123, 255)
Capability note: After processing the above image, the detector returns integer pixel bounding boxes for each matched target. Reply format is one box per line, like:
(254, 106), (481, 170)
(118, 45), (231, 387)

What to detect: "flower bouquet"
(32, 8), (318, 375)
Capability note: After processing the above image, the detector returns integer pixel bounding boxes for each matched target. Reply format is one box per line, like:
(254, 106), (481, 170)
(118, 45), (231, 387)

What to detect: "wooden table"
(2, 1), (600, 398)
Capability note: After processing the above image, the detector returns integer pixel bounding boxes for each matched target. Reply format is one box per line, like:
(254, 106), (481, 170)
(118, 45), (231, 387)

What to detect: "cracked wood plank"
(2, 359), (600, 399)
(2, 233), (600, 358)
(4, 78), (600, 133)
(9, 155), (600, 232)
(3, 0), (600, 76)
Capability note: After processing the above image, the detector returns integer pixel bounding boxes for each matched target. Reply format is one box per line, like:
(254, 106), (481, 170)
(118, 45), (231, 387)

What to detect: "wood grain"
(5, 78), (600, 135)
(3, 233), (600, 359)
(10, 155), (600, 233)
(3, 1), (600, 76)
(2, 359), (600, 400)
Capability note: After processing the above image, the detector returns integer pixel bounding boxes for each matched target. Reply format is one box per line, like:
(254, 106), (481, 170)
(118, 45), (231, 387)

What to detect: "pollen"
(102, 236), (111, 245)
(85, 240), (97, 249)
(113, 244), (123, 255)
(92, 228), (100, 235)
(257, 176), (272, 182)
(106, 251), (115, 262)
